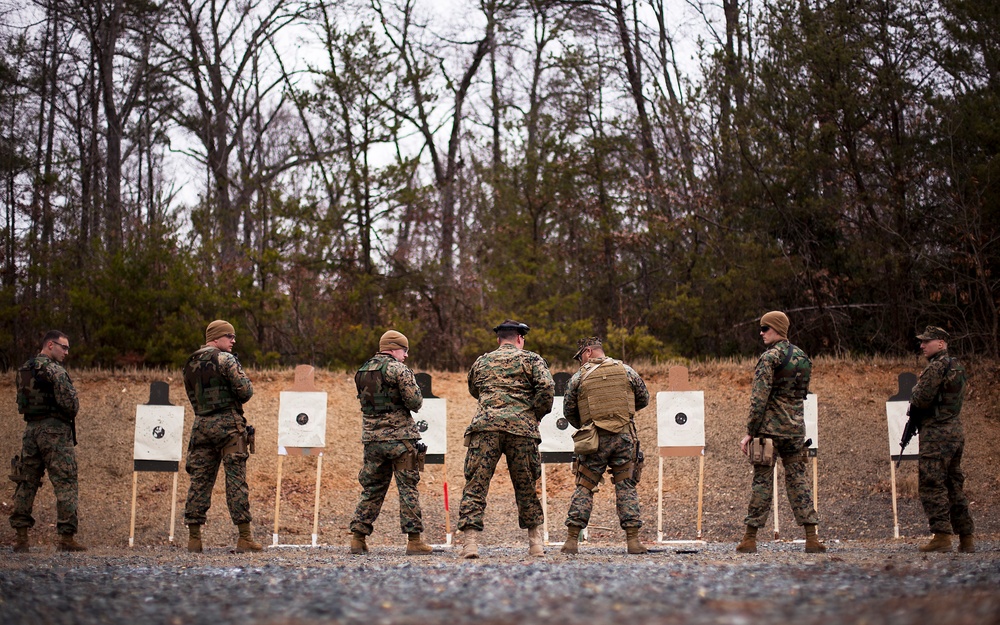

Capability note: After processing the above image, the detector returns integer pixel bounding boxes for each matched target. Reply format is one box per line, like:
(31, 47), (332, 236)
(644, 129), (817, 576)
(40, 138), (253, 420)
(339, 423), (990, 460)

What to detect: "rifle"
(897, 405), (932, 468)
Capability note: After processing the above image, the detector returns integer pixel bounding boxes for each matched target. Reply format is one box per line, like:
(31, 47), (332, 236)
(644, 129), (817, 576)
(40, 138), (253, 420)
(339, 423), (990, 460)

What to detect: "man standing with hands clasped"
(908, 325), (975, 553)
(737, 311), (826, 554)
(183, 320), (261, 553)
(458, 320), (555, 559)
(349, 330), (432, 555)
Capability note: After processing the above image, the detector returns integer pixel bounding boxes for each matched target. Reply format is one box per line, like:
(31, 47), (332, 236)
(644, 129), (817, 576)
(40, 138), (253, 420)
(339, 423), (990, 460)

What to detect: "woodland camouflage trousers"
(350, 440), (424, 535)
(184, 411), (251, 526)
(9, 418), (79, 535)
(458, 431), (543, 532)
(565, 429), (642, 530)
(744, 436), (819, 528)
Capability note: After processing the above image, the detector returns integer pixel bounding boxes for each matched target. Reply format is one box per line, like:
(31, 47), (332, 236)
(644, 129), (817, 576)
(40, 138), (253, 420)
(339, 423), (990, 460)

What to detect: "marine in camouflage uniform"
(909, 325), (975, 553)
(736, 311), (826, 553)
(561, 337), (650, 555)
(10, 331), (85, 552)
(182, 320), (260, 552)
(458, 320), (555, 558)
(349, 330), (431, 555)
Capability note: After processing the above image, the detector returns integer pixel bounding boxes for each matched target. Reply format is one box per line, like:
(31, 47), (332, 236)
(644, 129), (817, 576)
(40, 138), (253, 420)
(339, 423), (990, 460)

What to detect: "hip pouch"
(749, 437), (775, 466)
(571, 422), (599, 455)
(393, 450), (419, 471)
(9, 454), (26, 483)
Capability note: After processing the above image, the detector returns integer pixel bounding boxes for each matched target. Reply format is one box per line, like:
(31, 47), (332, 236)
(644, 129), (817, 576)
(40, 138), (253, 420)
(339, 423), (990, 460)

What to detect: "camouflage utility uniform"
(350, 353), (425, 536)
(743, 340), (819, 528)
(564, 357), (650, 530)
(910, 350), (974, 536)
(458, 344), (555, 531)
(10, 355), (80, 536)
(183, 346), (254, 526)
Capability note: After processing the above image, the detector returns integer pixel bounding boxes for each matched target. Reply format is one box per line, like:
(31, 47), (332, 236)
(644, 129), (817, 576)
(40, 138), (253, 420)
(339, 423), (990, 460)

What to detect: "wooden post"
(696, 454), (705, 540)
(129, 472), (138, 548)
(812, 456), (819, 512)
(773, 466), (780, 540)
(657, 455), (664, 543)
(890, 460), (900, 539)
(540, 462), (549, 543)
(169, 472), (179, 543)
(312, 453), (323, 547)
(272, 455), (284, 547)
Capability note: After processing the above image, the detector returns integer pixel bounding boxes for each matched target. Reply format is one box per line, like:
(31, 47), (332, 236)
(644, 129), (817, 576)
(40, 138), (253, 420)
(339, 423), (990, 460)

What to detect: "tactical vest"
(184, 347), (242, 416)
(16, 357), (58, 419)
(577, 359), (635, 434)
(355, 355), (405, 415)
(772, 343), (811, 401)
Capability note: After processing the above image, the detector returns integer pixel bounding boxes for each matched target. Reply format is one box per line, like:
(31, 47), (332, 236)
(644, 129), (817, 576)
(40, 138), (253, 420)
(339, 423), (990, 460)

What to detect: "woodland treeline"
(0, 0), (997, 370)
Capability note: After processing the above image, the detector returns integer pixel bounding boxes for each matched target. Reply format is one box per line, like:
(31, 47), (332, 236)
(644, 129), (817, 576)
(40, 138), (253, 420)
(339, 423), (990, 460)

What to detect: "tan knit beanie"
(760, 311), (790, 339)
(379, 330), (409, 352)
(206, 320), (235, 343)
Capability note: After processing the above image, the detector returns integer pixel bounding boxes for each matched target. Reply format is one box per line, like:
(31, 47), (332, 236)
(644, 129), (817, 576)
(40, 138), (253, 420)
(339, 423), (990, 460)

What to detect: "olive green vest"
(355, 354), (406, 415)
(578, 358), (634, 434)
(16, 357), (58, 419)
(184, 347), (242, 416)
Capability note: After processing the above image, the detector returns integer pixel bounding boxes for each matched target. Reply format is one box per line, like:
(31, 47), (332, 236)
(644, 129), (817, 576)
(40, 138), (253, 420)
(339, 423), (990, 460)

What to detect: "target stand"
(656, 366), (706, 545)
(414, 373), (452, 548)
(129, 381), (184, 547)
(887, 372), (919, 539)
(271, 365), (328, 548)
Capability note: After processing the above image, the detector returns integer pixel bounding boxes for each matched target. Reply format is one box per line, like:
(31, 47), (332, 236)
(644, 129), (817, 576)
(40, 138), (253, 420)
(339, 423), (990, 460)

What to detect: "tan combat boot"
(919, 533), (953, 552)
(958, 535), (975, 553)
(235, 523), (263, 553)
(350, 531), (368, 554)
(561, 526), (581, 555)
(405, 532), (433, 555)
(58, 533), (87, 552)
(188, 524), (203, 553)
(13, 528), (29, 553)
(736, 525), (758, 553)
(625, 527), (648, 554)
(460, 529), (480, 559)
(528, 526), (545, 557)
(804, 524), (827, 553)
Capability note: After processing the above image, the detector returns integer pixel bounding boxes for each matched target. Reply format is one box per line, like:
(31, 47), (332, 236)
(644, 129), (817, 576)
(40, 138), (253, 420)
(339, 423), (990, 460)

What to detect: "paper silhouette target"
(278, 391), (328, 449)
(656, 391), (705, 449)
(539, 397), (576, 454)
(133, 404), (184, 465)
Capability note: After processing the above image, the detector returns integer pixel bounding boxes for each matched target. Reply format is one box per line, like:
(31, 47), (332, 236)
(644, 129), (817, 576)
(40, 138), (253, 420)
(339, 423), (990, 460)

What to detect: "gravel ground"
(1, 539), (998, 625)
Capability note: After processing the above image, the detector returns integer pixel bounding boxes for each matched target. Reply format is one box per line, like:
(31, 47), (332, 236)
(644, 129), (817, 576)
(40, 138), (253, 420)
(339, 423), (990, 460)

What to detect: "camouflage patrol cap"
(916, 325), (950, 342)
(573, 337), (602, 361)
(492, 319), (530, 336)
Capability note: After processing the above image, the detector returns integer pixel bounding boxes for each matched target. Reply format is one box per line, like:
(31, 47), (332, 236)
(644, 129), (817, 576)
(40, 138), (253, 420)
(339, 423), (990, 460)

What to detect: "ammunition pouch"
(9, 455), (26, 484)
(221, 426), (253, 458)
(749, 437), (775, 466)
(393, 441), (427, 472)
(571, 422), (599, 455)
(572, 458), (603, 492)
(633, 450), (644, 484)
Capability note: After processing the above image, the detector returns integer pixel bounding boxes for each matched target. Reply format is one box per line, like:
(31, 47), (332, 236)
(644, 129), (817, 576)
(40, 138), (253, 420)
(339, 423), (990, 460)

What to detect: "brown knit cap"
(206, 320), (235, 343)
(760, 311), (790, 339)
(379, 330), (409, 352)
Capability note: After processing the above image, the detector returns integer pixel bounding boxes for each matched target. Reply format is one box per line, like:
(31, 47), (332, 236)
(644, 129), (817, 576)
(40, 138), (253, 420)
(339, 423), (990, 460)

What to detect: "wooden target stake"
(272, 454), (285, 546)
(129, 471), (139, 547)
(169, 472), (179, 542)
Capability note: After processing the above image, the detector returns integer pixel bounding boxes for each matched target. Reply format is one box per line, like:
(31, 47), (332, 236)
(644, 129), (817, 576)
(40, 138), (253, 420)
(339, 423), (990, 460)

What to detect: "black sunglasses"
(759, 325), (771, 333)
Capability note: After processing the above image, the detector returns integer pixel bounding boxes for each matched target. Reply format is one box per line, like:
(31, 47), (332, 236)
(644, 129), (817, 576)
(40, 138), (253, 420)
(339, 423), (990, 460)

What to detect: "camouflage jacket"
(563, 357), (650, 430)
(358, 353), (423, 443)
(910, 349), (966, 431)
(183, 346), (253, 417)
(466, 343), (555, 440)
(746, 340), (811, 438)
(16, 354), (79, 421)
